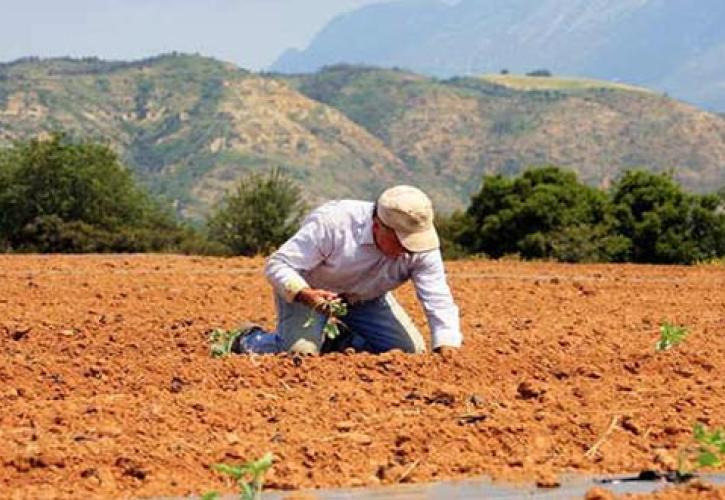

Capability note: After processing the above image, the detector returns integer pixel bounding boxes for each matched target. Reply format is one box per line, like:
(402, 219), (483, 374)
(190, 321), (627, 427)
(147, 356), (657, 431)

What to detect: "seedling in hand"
(303, 297), (348, 340)
(655, 322), (688, 352)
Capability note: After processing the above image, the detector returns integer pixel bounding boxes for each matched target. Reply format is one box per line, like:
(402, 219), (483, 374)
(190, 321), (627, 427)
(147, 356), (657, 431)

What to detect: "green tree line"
(438, 166), (725, 264)
(1, 135), (723, 264)
(0, 134), (217, 253)
(0, 134), (304, 256)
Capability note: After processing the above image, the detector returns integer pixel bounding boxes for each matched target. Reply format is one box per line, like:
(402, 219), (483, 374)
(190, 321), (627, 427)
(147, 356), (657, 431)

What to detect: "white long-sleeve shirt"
(264, 200), (462, 349)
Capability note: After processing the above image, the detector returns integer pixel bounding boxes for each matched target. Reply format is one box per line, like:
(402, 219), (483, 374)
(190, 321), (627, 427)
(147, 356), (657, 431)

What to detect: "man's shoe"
(225, 322), (283, 355)
(229, 322), (264, 354)
(210, 322), (264, 357)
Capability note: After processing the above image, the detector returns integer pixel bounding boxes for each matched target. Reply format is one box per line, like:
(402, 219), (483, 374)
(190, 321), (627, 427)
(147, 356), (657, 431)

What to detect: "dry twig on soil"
(586, 415), (620, 459)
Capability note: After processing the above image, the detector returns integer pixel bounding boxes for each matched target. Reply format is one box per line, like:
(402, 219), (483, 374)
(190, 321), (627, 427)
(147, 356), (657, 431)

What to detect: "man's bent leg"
(275, 293), (326, 354)
(343, 293), (426, 354)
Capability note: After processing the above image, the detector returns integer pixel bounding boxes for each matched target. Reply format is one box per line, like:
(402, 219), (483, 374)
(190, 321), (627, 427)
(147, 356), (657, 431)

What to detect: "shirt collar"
(357, 206), (376, 245)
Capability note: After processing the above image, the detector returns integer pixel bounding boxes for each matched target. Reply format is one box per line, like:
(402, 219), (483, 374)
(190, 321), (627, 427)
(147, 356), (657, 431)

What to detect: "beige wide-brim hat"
(377, 185), (439, 252)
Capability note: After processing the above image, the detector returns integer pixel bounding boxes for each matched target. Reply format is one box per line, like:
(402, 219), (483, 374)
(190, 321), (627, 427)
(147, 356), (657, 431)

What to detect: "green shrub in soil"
(207, 167), (307, 256)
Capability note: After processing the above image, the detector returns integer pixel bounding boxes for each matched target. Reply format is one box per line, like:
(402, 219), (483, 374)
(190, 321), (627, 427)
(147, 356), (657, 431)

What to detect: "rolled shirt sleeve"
(411, 251), (462, 349)
(264, 212), (334, 302)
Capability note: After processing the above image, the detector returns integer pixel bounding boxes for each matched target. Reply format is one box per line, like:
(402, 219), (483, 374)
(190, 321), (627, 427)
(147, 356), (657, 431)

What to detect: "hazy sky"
(1, 0), (386, 70)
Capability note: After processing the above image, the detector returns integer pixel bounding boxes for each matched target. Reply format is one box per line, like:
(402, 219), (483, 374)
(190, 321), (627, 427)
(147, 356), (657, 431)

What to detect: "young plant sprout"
(655, 322), (688, 352)
(677, 423), (725, 478)
(203, 452), (275, 500)
(303, 297), (348, 340)
(209, 327), (242, 358)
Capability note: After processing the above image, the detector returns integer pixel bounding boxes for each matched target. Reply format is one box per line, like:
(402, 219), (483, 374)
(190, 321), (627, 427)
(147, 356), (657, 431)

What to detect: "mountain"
(0, 55), (409, 218)
(271, 0), (725, 111)
(1, 56), (725, 217)
(281, 65), (725, 208)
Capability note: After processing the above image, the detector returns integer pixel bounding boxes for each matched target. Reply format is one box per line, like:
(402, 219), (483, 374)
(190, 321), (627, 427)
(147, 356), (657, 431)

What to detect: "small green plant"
(655, 322), (688, 351)
(204, 452), (275, 500)
(677, 423), (725, 477)
(303, 297), (348, 340)
(209, 327), (244, 358)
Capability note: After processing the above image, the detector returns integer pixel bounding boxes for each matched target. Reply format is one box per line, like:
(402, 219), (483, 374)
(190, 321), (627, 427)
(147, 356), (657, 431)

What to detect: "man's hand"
(295, 288), (339, 313)
(433, 346), (457, 358)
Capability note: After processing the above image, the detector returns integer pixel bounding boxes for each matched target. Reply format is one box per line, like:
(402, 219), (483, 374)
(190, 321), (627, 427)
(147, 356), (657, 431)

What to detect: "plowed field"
(0, 255), (723, 498)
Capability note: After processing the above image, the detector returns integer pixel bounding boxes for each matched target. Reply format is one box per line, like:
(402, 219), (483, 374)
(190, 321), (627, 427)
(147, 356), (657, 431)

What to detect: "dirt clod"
(11, 327), (30, 341)
(584, 486), (615, 500)
(517, 380), (546, 400)
(169, 377), (184, 393)
(535, 471), (560, 488)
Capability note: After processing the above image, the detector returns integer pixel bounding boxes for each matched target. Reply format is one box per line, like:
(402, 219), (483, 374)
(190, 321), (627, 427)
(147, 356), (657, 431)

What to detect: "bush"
(207, 168), (308, 256)
(436, 210), (475, 260)
(454, 166), (725, 264)
(0, 133), (201, 253)
(461, 166), (620, 261)
(717, 185), (725, 206)
(526, 69), (552, 77)
(611, 170), (725, 263)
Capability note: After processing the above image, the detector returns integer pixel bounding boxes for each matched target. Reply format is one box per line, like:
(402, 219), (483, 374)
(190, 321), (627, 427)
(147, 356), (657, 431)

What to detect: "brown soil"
(0, 255), (723, 499)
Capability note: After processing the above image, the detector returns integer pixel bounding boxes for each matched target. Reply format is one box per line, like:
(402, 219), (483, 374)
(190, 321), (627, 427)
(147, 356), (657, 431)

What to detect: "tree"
(0, 133), (195, 252)
(461, 166), (627, 261)
(435, 209), (474, 259)
(611, 170), (725, 263)
(717, 185), (725, 206)
(526, 69), (552, 77)
(207, 168), (308, 256)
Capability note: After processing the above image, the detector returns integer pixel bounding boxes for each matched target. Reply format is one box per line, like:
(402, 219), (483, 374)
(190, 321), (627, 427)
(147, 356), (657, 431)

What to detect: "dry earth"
(0, 255), (723, 499)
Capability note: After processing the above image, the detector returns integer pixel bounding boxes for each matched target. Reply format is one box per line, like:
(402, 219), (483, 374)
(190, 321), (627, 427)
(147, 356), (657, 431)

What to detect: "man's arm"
(410, 250), (462, 350)
(264, 212), (336, 303)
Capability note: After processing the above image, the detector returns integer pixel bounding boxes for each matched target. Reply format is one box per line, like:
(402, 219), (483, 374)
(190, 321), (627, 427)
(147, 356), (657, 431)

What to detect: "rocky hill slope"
(282, 65), (725, 209)
(0, 55), (408, 218)
(1, 55), (724, 216)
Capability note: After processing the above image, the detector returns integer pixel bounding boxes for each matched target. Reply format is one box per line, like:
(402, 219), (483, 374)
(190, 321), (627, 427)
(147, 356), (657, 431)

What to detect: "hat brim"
(397, 226), (440, 253)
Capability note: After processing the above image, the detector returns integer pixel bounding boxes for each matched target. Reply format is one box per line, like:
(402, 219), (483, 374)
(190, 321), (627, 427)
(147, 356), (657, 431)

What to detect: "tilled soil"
(0, 255), (723, 499)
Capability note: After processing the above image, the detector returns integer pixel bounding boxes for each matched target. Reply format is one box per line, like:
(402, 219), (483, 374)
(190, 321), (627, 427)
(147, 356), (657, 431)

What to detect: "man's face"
(373, 216), (408, 258)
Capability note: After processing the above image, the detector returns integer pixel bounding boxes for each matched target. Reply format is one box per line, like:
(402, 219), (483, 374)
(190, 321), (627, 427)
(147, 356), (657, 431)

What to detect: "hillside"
(271, 0), (725, 111)
(282, 65), (725, 207)
(0, 55), (409, 218)
(2, 56), (725, 216)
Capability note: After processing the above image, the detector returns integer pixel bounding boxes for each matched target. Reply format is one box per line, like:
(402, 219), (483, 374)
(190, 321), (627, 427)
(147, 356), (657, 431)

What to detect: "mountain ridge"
(1, 55), (724, 218)
(271, 0), (725, 110)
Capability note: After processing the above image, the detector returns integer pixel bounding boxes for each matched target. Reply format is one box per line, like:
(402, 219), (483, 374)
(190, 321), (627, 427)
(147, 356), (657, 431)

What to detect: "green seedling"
(209, 327), (243, 358)
(655, 322), (688, 352)
(677, 423), (725, 477)
(204, 452), (275, 500)
(692, 423), (725, 468)
(303, 297), (348, 340)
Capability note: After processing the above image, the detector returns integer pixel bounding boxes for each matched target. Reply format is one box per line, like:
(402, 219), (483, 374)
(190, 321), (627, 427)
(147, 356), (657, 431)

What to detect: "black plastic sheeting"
(258, 472), (725, 499)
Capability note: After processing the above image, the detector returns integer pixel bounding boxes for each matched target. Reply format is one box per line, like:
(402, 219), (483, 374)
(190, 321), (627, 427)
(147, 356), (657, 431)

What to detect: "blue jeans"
(240, 292), (426, 354)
